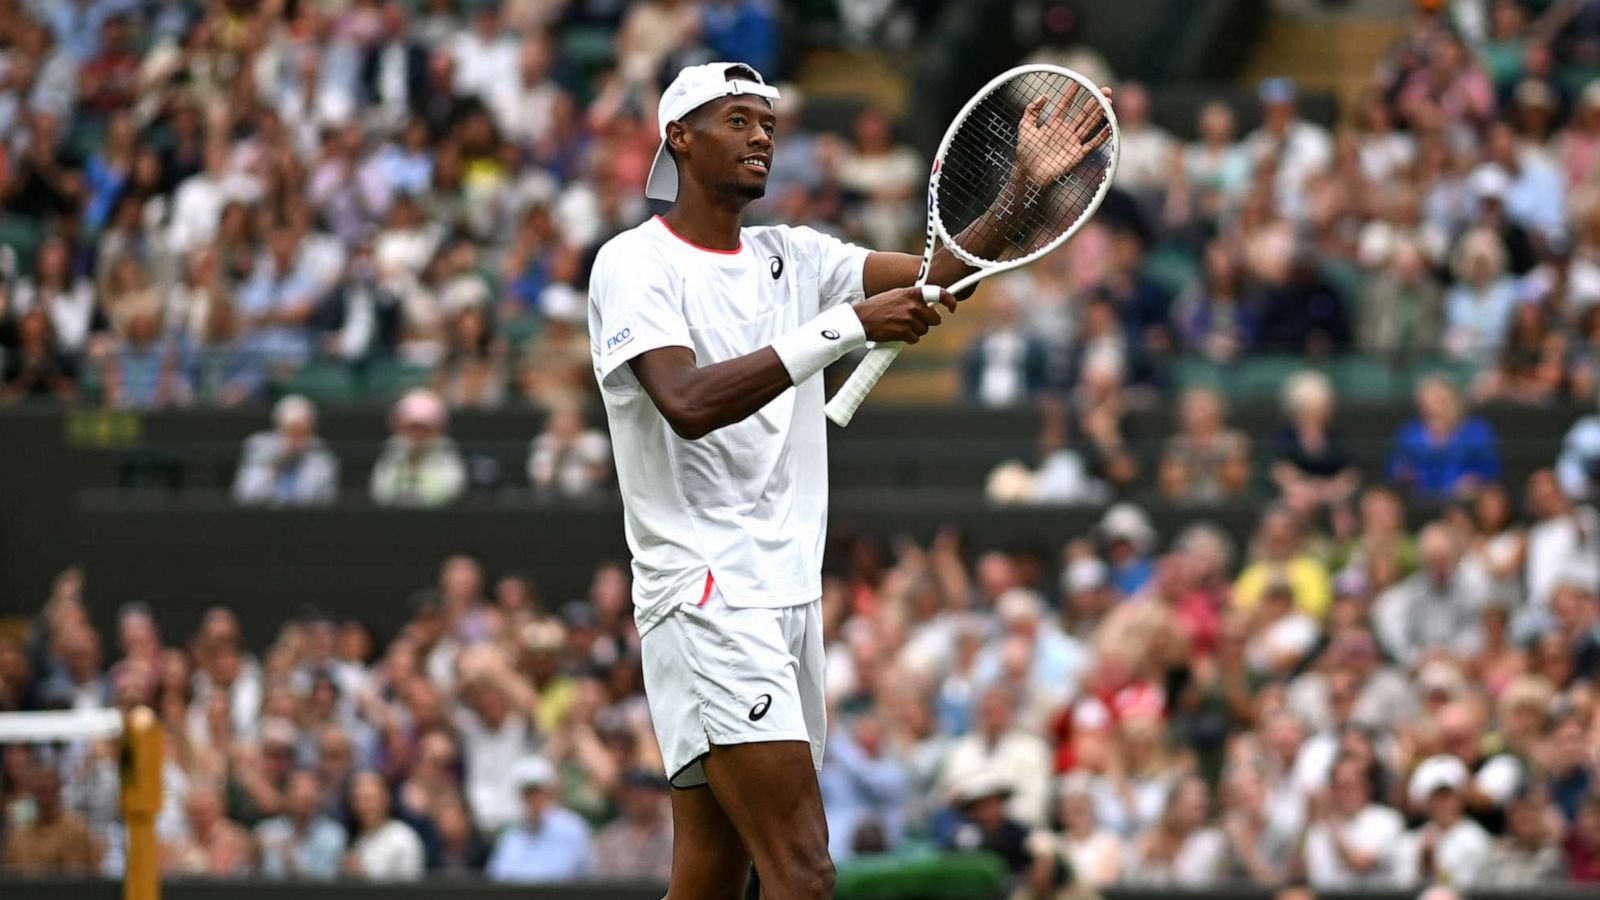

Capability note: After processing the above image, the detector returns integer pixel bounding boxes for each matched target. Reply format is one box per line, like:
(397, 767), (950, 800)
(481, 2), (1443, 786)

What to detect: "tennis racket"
(824, 64), (1120, 426)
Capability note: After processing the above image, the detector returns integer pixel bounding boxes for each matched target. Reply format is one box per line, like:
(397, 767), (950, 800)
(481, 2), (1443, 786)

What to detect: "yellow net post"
(120, 706), (161, 900)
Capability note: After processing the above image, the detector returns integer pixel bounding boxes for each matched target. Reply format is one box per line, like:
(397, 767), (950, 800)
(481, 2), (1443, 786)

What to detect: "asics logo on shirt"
(749, 694), (773, 721)
(768, 255), (783, 279)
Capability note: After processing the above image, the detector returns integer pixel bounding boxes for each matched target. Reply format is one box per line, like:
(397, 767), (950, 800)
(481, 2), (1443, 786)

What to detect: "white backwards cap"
(645, 62), (780, 203)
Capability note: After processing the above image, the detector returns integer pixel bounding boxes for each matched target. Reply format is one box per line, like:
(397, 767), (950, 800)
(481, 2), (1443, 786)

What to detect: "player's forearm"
(632, 346), (802, 441)
(863, 250), (975, 296)
(951, 173), (1032, 264)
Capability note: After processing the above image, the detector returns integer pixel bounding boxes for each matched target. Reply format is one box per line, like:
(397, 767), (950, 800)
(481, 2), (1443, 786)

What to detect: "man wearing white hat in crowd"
(369, 388), (466, 507)
(233, 394), (340, 507)
(586, 59), (1109, 899)
(486, 756), (593, 883)
(1399, 755), (1493, 888)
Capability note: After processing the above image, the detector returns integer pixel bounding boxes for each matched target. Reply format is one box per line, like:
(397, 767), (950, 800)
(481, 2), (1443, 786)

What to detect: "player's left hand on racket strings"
(1015, 84), (1114, 189)
(855, 285), (957, 345)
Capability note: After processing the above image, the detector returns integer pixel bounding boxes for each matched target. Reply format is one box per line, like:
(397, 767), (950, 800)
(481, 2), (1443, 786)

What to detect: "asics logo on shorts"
(748, 694), (773, 721)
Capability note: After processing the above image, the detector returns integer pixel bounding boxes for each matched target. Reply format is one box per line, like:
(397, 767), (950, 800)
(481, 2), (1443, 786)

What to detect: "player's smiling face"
(672, 95), (775, 203)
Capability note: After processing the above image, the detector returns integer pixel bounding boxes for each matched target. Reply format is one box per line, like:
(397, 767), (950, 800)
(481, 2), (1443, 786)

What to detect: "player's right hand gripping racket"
(824, 65), (1120, 426)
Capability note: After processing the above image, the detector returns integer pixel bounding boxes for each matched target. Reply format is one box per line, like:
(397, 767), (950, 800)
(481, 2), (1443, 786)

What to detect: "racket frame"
(824, 63), (1121, 426)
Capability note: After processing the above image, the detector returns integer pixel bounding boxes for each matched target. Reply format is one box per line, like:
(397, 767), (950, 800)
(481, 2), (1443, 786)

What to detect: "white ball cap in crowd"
(995, 588), (1044, 624)
(1468, 164), (1512, 201)
(1099, 502), (1155, 553)
(1408, 754), (1470, 807)
(645, 62), (780, 203)
(513, 755), (557, 791)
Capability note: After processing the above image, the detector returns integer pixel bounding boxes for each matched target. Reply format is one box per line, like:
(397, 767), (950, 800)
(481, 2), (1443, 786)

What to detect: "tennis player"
(589, 62), (1103, 898)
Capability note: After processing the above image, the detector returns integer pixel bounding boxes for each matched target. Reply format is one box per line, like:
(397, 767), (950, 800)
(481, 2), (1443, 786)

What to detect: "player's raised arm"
(627, 284), (954, 440)
(861, 83), (1114, 298)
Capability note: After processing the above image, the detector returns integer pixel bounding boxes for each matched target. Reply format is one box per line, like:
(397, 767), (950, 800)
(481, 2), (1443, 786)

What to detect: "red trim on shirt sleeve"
(697, 571), (715, 607)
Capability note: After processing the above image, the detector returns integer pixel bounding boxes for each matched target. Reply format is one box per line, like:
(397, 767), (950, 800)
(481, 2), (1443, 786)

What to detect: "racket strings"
(937, 70), (1114, 265)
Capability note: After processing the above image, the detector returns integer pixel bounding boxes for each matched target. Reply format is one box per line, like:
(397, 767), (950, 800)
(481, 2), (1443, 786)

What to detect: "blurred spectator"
(1021, 2), (1116, 89)
(486, 755), (593, 882)
(937, 686), (1051, 829)
(34, 622), (106, 711)
(426, 794), (488, 876)
(1523, 467), (1600, 611)
(1110, 83), (1175, 202)
(1484, 120), (1565, 240)
(433, 306), (506, 408)
(1271, 371), (1358, 513)
(371, 389), (466, 507)
(1, 763), (99, 875)
(963, 282), (1049, 408)
(1400, 754), (1492, 886)
(836, 106), (923, 251)
(161, 783), (252, 877)
(1217, 764), (1296, 884)
(1373, 522), (1491, 667)
(450, 7), (519, 105)
(1397, 30), (1494, 129)
(1053, 773), (1123, 887)
(1175, 239), (1251, 363)
(702, 1), (779, 78)
(1124, 776), (1226, 887)
(1481, 788), (1566, 887)
(255, 769), (346, 880)
(616, 0), (701, 85)
(238, 226), (318, 369)
(820, 711), (913, 861)
(1474, 293), (1573, 403)
(527, 403), (612, 501)
(1234, 507), (1331, 620)
(1302, 754), (1406, 889)
(1386, 376), (1501, 498)
(1360, 237), (1445, 361)
(233, 395), (340, 507)
(1446, 226), (1518, 364)
(996, 402), (1108, 506)
(1099, 226), (1175, 354)
(1087, 715), (1179, 839)
(1181, 103), (1252, 225)
(13, 237), (104, 362)
(1, 309), (78, 404)
(1466, 480), (1526, 599)
(1569, 794), (1600, 881)
(314, 240), (403, 366)
(1243, 79), (1332, 218)
(1096, 503), (1157, 597)
(104, 304), (183, 409)
(344, 770), (424, 880)
(1159, 387), (1251, 505)
(1558, 391), (1600, 500)
(592, 770), (672, 881)
(936, 770), (1052, 882)
(1243, 581), (1321, 678)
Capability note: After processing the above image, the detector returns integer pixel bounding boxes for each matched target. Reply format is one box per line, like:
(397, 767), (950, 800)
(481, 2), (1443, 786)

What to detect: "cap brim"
(645, 144), (677, 202)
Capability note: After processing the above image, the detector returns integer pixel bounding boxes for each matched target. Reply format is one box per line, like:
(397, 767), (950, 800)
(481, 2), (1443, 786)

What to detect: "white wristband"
(770, 304), (867, 385)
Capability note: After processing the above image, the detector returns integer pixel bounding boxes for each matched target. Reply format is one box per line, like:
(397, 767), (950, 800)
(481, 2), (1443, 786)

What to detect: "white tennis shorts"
(640, 581), (827, 788)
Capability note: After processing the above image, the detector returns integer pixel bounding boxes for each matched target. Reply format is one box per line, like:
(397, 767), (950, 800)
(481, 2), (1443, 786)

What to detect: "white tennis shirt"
(589, 215), (871, 634)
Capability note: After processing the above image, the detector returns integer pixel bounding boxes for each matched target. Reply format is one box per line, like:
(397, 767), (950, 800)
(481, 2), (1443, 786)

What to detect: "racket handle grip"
(825, 342), (905, 426)
(825, 286), (940, 427)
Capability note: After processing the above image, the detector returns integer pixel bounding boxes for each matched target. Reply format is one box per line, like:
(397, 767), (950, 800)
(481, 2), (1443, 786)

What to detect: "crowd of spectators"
(7, 1), (1600, 897)
(0, 0), (957, 410)
(1, 470), (1598, 893)
(964, 0), (1600, 411)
